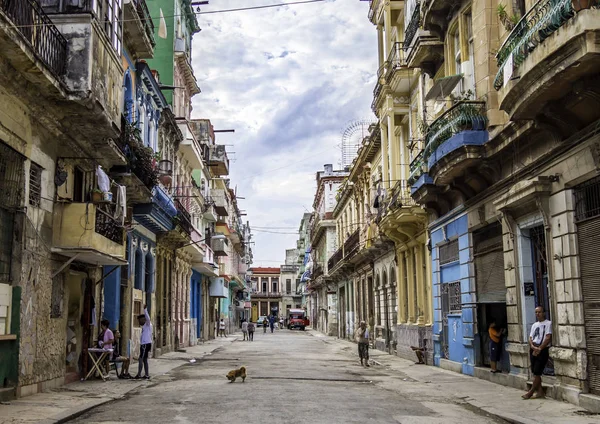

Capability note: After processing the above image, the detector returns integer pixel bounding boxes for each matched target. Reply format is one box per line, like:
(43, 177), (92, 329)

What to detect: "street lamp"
(178, 233), (226, 249)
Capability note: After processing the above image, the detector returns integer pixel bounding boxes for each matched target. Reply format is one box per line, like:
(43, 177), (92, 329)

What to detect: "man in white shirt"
(241, 320), (249, 341)
(523, 306), (552, 399)
(134, 305), (152, 380)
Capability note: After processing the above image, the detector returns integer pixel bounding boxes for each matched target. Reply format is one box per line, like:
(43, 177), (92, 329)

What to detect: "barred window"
(29, 162), (42, 207)
(439, 239), (459, 265)
(574, 175), (600, 221)
(441, 281), (462, 314)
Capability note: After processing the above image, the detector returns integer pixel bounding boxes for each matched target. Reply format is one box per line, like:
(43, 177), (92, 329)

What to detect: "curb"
(465, 400), (535, 424)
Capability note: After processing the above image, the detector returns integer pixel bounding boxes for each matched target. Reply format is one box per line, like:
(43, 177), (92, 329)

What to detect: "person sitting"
(411, 346), (425, 364)
(110, 330), (132, 379)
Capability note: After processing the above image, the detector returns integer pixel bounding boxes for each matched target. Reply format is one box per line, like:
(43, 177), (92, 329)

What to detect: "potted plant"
(91, 188), (103, 203)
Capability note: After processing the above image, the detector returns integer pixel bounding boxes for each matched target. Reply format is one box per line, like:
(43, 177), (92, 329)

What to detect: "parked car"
(256, 316), (268, 326)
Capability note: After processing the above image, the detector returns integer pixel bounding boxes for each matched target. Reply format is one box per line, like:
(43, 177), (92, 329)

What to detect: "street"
(69, 330), (505, 424)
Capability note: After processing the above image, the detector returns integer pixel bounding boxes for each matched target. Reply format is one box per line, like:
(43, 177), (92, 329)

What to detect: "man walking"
(247, 321), (255, 341)
(269, 315), (275, 333)
(355, 321), (370, 367)
(241, 319), (249, 341)
(263, 317), (268, 333)
(219, 319), (226, 337)
(134, 305), (152, 379)
(523, 306), (552, 399)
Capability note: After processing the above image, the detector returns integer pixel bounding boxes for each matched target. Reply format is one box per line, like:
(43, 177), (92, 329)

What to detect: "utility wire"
(0, 0), (326, 30)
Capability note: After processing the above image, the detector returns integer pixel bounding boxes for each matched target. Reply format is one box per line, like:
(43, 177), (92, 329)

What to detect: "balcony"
(52, 202), (126, 265)
(404, 2), (444, 78)
(123, 0), (155, 58)
(252, 292), (282, 298)
(311, 212), (335, 243)
(281, 265), (299, 273)
(424, 101), (488, 180)
(202, 199), (218, 222)
(208, 145), (230, 176)
(0, 0), (126, 167)
(494, 2), (600, 124)
(211, 189), (229, 216)
(178, 119), (204, 169)
(175, 199), (193, 236)
(133, 186), (177, 233)
(0, 0), (67, 79)
(174, 37), (200, 96)
(379, 181), (427, 243)
(212, 236), (228, 257)
(327, 247), (343, 272)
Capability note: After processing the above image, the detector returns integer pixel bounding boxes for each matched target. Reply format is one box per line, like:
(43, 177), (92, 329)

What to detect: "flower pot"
(159, 174), (173, 186)
(103, 192), (113, 202)
(91, 191), (103, 203)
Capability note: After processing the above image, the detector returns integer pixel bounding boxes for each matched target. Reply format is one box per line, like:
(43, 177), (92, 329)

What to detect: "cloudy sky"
(191, 0), (377, 267)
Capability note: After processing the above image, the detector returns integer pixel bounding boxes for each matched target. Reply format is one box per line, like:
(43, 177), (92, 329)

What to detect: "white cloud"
(191, 0), (377, 266)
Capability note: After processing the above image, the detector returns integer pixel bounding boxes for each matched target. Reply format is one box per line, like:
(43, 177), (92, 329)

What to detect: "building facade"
(249, 268), (282, 322)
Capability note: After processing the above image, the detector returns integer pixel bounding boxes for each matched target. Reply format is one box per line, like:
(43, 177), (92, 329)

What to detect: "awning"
(51, 247), (128, 266)
(425, 74), (463, 101)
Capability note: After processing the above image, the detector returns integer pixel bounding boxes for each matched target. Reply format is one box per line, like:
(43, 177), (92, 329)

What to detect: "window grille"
(439, 239), (459, 265)
(50, 274), (64, 318)
(0, 141), (25, 209)
(29, 162), (42, 207)
(574, 175), (600, 222)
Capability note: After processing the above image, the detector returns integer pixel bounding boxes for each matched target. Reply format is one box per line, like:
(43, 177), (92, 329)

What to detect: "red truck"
(287, 308), (309, 331)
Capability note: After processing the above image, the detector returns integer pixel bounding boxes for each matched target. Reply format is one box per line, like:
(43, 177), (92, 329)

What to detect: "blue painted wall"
(103, 265), (122, 329)
(431, 213), (476, 375)
(191, 270), (203, 339)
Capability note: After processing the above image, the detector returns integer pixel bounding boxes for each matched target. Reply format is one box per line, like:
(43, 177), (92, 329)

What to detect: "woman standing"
(355, 321), (370, 367)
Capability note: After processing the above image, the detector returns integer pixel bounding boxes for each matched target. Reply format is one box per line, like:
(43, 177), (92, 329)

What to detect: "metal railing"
(327, 247), (343, 271)
(493, 0), (577, 91)
(95, 206), (124, 244)
(344, 229), (360, 258)
(424, 101), (487, 159)
(134, 0), (155, 47)
(175, 199), (193, 235)
(0, 0), (68, 79)
(385, 42), (407, 83)
(404, 2), (421, 49)
(408, 151), (425, 185)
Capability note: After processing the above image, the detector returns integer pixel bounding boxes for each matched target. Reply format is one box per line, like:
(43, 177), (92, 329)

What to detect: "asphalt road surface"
(69, 329), (505, 424)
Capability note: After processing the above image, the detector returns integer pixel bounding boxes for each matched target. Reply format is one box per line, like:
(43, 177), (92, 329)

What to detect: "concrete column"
(381, 123), (390, 190)
(387, 114), (396, 186)
(407, 249), (416, 323)
(416, 244), (426, 326)
(398, 250), (408, 323)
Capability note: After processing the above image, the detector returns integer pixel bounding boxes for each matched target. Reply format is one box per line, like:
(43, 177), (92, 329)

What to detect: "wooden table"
(85, 348), (113, 381)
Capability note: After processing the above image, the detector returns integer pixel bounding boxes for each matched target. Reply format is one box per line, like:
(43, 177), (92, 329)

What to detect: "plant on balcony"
(119, 119), (159, 189)
(497, 4), (521, 31)
(91, 188), (103, 203)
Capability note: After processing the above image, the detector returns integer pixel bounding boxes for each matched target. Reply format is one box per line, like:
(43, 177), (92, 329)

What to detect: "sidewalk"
(0, 335), (240, 424)
(309, 330), (600, 424)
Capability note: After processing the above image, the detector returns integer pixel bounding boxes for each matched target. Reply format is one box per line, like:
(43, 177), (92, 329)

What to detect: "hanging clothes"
(114, 185), (126, 225)
(96, 166), (110, 193)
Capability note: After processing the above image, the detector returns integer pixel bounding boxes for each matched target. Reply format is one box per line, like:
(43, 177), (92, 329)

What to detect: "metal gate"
(0, 141), (25, 282)
(575, 176), (600, 394)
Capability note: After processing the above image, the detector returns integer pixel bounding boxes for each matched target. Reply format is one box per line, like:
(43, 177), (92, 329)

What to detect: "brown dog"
(226, 366), (246, 383)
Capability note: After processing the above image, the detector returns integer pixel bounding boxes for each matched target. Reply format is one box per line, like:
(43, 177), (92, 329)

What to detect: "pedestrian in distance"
(263, 317), (268, 333)
(488, 320), (504, 373)
(269, 315), (275, 333)
(241, 319), (249, 341)
(219, 318), (227, 337)
(522, 306), (552, 399)
(279, 317), (284, 329)
(247, 321), (255, 341)
(355, 320), (370, 367)
(134, 305), (152, 380)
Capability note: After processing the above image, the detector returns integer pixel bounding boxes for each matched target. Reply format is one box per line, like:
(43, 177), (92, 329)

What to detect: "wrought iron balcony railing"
(424, 101), (488, 160)
(134, 0), (155, 47)
(408, 151), (425, 185)
(344, 229), (360, 258)
(385, 42), (407, 83)
(175, 199), (193, 235)
(493, 0), (580, 91)
(0, 0), (68, 78)
(404, 2), (421, 49)
(95, 205), (124, 244)
(327, 247), (343, 271)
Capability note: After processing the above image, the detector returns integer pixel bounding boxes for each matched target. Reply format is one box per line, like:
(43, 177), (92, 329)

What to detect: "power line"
(0, 0), (326, 30)
(197, 0), (326, 15)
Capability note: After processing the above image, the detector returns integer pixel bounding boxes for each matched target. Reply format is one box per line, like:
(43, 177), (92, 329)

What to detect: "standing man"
(219, 319), (227, 337)
(134, 305), (152, 380)
(262, 317), (268, 333)
(241, 319), (249, 341)
(523, 306), (552, 399)
(269, 315), (275, 333)
(247, 321), (255, 341)
(355, 321), (370, 367)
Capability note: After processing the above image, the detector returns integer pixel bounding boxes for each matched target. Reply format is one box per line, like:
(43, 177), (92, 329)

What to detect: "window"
(96, 0), (122, 54)
(439, 240), (459, 265)
(272, 282), (278, 293)
(574, 175), (600, 221)
(133, 300), (142, 327)
(262, 280), (267, 293)
(29, 162), (42, 207)
(286, 279), (291, 294)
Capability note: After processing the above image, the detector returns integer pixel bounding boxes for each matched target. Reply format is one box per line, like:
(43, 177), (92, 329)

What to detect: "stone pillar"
(415, 244), (426, 325)
(407, 249), (417, 323)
